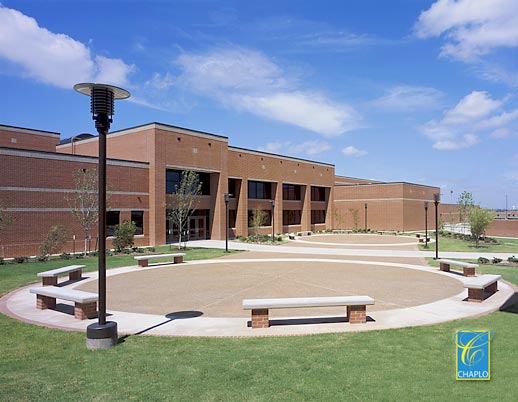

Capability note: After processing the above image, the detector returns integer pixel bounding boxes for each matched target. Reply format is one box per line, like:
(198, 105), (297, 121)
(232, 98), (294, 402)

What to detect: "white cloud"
(415, 0), (518, 62)
(176, 48), (361, 136)
(0, 6), (134, 88)
(421, 90), (518, 150)
(371, 85), (443, 111)
(145, 72), (175, 90)
(259, 140), (331, 157)
(432, 134), (479, 150)
(342, 146), (368, 157)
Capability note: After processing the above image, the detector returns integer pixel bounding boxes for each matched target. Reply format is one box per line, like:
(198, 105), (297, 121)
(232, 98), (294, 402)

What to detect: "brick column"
(440, 263), (450, 272)
(75, 302), (98, 320)
(486, 282), (498, 293)
(467, 288), (484, 302)
(69, 270), (82, 281)
(251, 309), (269, 328)
(236, 179), (248, 237)
(301, 185), (311, 231)
(463, 267), (475, 277)
(37, 295), (56, 310)
(347, 305), (367, 324)
(42, 277), (57, 286)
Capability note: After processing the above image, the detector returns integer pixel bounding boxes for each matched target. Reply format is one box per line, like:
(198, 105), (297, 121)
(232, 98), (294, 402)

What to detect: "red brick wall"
(486, 220), (518, 238)
(0, 126), (59, 152)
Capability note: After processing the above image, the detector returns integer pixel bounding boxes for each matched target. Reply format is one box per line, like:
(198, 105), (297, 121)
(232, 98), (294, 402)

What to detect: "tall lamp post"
(74, 83), (130, 349)
(424, 201), (429, 249)
(224, 193), (230, 253)
(433, 193), (440, 259)
(364, 203), (368, 231)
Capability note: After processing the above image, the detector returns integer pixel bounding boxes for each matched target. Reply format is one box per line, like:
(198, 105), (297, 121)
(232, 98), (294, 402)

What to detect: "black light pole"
(364, 203), (368, 231)
(424, 201), (429, 249)
(74, 83), (130, 349)
(433, 193), (440, 259)
(224, 193), (230, 253)
(271, 200), (275, 241)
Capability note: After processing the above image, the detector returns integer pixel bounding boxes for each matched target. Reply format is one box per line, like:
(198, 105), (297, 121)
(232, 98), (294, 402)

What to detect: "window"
(228, 178), (238, 198)
(283, 210), (301, 225)
(131, 211), (144, 235)
(248, 210), (272, 227)
(248, 180), (271, 199)
(311, 186), (326, 201)
(283, 184), (301, 200)
(106, 211), (120, 237)
(166, 170), (211, 195)
(311, 210), (326, 224)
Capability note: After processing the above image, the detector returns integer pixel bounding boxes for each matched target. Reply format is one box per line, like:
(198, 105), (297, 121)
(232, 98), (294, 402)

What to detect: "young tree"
(0, 204), (13, 232)
(249, 208), (268, 241)
(469, 207), (494, 248)
(167, 170), (202, 249)
(349, 208), (359, 231)
(38, 225), (68, 260)
(457, 191), (474, 223)
(67, 168), (110, 255)
(112, 220), (137, 252)
(332, 206), (345, 229)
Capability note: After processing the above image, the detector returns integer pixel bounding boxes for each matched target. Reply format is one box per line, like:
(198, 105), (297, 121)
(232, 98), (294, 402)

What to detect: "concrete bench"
(288, 233), (296, 240)
(332, 229), (353, 234)
(436, 259), (478, 276)
(378, 230), (398, 236)
(416, 234), (430, 243)
(30, 286), (98, 320)
(464, 274), (501, 302)
(134, 253), (186, 267)
(243, 296), (375, 328)
(296, 231), (312, 236)
(37, 265), (85, 286)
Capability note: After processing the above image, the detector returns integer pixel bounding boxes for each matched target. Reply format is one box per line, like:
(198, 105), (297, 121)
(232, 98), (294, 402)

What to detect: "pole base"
(86, 321), (118, 350)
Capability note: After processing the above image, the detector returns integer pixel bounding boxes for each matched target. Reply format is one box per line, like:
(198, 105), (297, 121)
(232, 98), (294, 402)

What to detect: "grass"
(418, 235), (518, 253)
(1, 249), (518, 401)
(0, 247), (242, 297)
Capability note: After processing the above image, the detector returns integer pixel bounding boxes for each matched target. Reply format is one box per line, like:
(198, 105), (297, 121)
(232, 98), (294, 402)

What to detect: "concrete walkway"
(1, 253), (514, 338)
(188, 239), (517, 260)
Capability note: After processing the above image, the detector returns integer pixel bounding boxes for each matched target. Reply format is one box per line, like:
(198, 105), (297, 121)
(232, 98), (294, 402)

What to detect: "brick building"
(1, 123), (441, 257)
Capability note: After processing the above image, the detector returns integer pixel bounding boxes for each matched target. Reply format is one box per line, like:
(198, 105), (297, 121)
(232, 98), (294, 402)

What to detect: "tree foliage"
(38, 225), (68, 260)
(0, 204), (14, 232)
(457, 191), (474, 223)
(112, 220), (137, 252)
(166, 170), (202, 249)
(349, 208), (359, 231)
(249, 208), (268, 241)
(469, 207), (494, 248)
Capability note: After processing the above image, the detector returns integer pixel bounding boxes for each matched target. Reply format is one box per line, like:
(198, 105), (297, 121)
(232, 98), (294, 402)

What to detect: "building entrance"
(166, 211), (208, 243)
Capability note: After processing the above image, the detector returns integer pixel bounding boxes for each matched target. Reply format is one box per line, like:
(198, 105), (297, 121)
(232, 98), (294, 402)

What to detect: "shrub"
(112, 220), (137, 252)
(37, 255), (49, 262)
(59, 252), (71, 260)
(14, 256), (28, 264)
(508, 256), (518, 263)
(492, 257), (503, 264)
(0, 257), (4, 265)
(478, 257), (490, 264)
(39, 225), (68, 260)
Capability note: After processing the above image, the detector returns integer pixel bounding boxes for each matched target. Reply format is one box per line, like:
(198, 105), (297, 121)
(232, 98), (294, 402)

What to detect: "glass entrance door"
(188, 216), (206, 240)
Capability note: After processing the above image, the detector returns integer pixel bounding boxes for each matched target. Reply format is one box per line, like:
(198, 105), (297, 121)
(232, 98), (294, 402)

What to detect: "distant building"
(1, 123), (440, 257)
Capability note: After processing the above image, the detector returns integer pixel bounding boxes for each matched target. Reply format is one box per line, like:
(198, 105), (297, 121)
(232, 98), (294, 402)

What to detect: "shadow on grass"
(500, 292), (518, 313)
(118, 310), (203, 343)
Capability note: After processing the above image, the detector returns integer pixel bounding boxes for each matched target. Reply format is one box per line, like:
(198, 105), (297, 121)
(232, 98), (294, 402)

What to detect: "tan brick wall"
(486, 220), (518, 238)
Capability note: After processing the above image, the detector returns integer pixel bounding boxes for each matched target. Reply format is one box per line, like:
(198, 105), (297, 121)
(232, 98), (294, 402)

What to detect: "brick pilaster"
(37, 294), (56, 310)
(251, 308), (269, 328)
(42, 277), (57, 286)
(75, 302), (98, 320)
(347, 305), (367, 324)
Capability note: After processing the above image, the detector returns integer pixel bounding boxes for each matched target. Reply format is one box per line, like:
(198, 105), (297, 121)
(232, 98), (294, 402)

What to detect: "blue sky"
(1, 0), (517, 209)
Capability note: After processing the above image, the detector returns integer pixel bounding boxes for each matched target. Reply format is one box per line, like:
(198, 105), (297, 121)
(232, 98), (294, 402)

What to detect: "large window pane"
(106, 211), (120, 237)
(131, 210), (144, 235)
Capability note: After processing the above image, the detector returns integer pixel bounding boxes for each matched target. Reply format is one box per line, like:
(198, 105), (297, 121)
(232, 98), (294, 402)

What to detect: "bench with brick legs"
(464, 274), (501, 302)
(37, 265), (85, 286)
(416, 234), (430, 243)
(296, 231), (312, 236)
(242, 296), (375, 328)
(30, 287), (98, 320)
(436, 259), (478, 277)
(134, 253), (186, 267)
(377, 230), (398, 236)
(332, 229), (353, 234)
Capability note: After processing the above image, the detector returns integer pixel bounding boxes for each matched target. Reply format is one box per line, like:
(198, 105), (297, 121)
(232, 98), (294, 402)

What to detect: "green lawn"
(418, 235), (518, 253)
(0, 247), (241, 297)
(1, 250), (518, 401)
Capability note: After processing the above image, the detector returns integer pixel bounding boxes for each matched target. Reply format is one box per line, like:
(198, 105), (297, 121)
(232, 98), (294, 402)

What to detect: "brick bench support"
(251, 309), (270, 328)
(347, 305), (367, 324)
